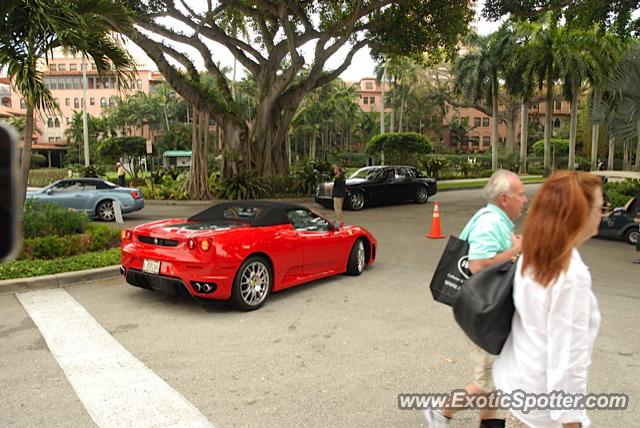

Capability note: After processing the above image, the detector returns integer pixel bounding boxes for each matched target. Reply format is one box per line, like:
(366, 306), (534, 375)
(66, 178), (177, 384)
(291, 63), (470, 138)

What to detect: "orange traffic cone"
(427, 200), (446, 239)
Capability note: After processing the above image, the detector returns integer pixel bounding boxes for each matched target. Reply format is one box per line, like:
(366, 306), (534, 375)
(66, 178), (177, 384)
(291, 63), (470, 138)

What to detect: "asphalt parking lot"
(1, 185), (639, 427)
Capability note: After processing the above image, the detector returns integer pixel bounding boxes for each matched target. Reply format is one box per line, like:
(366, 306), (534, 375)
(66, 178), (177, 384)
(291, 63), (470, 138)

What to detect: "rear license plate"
(142, 259), (161, 275)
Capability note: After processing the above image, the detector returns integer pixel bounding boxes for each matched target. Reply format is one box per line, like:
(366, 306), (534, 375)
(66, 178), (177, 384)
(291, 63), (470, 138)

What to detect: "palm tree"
(556, 29), (615, 170)
(597, 41), (640, 171)
(453, 26), (515, 170)
(0, 0), (135, 203)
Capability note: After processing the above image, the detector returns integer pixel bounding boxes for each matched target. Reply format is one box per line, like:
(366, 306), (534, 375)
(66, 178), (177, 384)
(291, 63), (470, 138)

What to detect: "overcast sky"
(128, 1), (501, 82)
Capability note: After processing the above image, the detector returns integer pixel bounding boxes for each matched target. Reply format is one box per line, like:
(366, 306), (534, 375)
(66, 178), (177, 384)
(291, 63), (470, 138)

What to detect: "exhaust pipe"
(193, 282), (202, 292)
(120, 266), (126, 275)
(202, 284), (212, 293)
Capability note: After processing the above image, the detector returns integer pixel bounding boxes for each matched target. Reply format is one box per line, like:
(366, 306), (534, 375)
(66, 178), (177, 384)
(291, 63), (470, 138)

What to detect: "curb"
(0, 265), (121, 295)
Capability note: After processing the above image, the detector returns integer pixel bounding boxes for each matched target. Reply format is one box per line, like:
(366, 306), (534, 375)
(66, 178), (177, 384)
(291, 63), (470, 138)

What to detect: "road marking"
(17, 289), (213, 428)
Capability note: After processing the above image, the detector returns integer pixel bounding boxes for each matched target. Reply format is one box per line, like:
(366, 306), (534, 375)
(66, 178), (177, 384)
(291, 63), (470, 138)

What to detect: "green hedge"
(366, 132), (432, 166)
(19, 223), (120, 260)
(604, 179), (640, 208)
(28, 168), (69, 187)
(23, 201), (89, 238)
(0, 248), (121, 280)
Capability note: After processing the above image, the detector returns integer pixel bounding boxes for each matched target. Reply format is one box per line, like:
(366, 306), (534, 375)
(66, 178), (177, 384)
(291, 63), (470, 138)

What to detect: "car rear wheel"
(415, 186), (429, 204)
(346, 238), (366, 276)
(97, 200), (115, 222)
(624, 228), (639, 245)
(231, 256), (272, 311)
(347, 191), (365, 211)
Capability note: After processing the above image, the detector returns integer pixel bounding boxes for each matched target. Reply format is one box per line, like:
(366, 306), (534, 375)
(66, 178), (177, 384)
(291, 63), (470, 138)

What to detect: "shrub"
(19, 224), (120, 260)
(417, 155), (450, 179)
(0, 248), (121, 280)
(30, 153), (47, 168)
(604, 179), (640, 208)
(531, 139), (570, 157)
(366, 132), (432, 165)
(218, 172), (272, 200)
(23, 201), (89, 238)
(141, 172), (188, 200)
(269, 175), (295, 196)
(290, 160), (332, 195)
(28, 168), (69, 187)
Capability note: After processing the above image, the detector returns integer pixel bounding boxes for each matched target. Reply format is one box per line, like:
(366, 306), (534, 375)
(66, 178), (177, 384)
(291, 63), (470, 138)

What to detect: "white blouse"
(493, 248), (601, 428)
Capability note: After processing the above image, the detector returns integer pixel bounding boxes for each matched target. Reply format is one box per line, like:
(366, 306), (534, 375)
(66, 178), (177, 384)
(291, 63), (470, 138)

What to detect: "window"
(287, 209), (332, 232)
(363, 97), (369, 105)
(91, 63), (97, 70)
(58, 64), (65, 71)
(69, 64), (77, 71)
(553, 118), (561, 128)
(48, 137), (55, 143)
(65, 98), (70, 106)
(474, 117), (481, 127)
(47, 117), (54, 128)
(90, 98), (95, 106)
(482, 118), (489, 127)
(51, 180), (83, 193)
(136, 79), (142, 89)
(65, 77), (73, 89)
(108, 97), (116, 106)
(365, 82), (373, 90)
(369, 97), (375, 104)
(74, 98), (79, 108)
(81, 64), (87, 71)
(20, 98), (26, 109)
(72, 77), (81, 89)
(100, 97), (107, 107)
(470, 136), (480, 147)
(554, 100), (561, 110)
(482, 136), (490, 147)
(66, 117), (70, 125)
(49, 64), (57, 72)
(55, 136), (61, 142)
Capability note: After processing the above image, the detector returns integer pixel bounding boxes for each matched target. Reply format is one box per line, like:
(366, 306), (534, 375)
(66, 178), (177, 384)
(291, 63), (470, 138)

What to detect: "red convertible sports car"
(120, 201), (377, 310)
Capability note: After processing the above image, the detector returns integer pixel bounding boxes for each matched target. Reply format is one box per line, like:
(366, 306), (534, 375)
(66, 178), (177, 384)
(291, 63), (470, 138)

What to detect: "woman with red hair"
(493, 171), (604, 428)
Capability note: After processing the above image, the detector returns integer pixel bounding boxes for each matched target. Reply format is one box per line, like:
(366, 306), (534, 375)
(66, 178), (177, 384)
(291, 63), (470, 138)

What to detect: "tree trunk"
(186, 109), (212, 200)
(568, 87), (579, 171)
(519, 99), (529, 174)
(310, 130), (317, 161)
(249, 100), (297, 177)
(623, 140), (630, 170)
(590, 87), (601, 170)
(389, 109), (395, 133)
(491, 76), (499, 170)
(607, 134), (615, 171)
(505, 111), (517, 154)
(543, 80), (554, 177)
(399, 92), (404, 132)
(19, 104), (35, 206)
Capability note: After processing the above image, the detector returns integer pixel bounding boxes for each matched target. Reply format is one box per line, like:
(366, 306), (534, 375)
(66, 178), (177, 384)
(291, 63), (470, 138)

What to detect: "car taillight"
(187, 238), (196, 250)
(120, 229), (132, 241)
(130, 191), (140, 199)
(200, 239), (210, 251)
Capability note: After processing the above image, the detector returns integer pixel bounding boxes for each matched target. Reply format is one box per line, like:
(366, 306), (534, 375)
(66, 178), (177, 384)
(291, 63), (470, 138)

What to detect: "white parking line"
(17, 289), (213, 428)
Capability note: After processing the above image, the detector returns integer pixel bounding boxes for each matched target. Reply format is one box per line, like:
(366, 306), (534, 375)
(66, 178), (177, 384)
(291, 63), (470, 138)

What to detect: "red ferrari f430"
(120, 201), (377, 310)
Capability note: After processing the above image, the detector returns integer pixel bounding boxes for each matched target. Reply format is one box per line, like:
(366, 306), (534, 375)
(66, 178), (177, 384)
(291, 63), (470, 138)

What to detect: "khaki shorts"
(468, 337), (495, 392)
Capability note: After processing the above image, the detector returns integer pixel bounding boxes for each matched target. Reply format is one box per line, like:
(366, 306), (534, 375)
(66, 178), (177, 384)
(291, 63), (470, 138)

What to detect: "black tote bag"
(429, 236), (470, 306)
(452, 258), (517, 355)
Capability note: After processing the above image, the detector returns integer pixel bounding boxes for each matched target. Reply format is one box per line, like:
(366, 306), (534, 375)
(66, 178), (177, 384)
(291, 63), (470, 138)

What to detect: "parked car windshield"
(349, 167), (384, 180)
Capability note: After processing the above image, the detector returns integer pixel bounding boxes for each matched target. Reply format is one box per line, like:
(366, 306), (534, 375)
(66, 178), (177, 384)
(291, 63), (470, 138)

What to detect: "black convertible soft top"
(188, 200), (306, 227)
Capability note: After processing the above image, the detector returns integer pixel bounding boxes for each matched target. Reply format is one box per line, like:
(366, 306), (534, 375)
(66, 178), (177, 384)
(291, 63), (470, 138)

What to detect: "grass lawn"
(439, 176), (545, 191)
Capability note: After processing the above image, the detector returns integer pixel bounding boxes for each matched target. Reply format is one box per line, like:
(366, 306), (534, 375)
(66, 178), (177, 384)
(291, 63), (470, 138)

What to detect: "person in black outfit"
(332, 164), (346, 226)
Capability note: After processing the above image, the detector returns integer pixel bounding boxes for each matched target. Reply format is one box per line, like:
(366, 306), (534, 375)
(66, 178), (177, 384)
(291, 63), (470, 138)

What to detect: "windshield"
(349, 167), (383, 180)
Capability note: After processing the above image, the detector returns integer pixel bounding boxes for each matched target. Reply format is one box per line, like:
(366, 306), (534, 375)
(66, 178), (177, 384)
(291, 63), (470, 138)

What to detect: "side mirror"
(46, 189), (54, 195)
(0, 124), (20, 262)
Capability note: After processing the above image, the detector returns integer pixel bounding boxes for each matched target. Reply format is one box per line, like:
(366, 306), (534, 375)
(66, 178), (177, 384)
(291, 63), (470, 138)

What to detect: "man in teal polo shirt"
(425, 169), (527, 428)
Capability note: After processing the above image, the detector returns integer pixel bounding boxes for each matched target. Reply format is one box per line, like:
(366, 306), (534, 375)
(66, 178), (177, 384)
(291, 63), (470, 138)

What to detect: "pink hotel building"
(6, 54), (164, 166)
